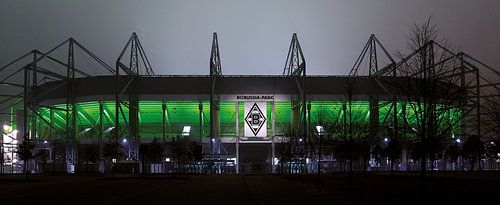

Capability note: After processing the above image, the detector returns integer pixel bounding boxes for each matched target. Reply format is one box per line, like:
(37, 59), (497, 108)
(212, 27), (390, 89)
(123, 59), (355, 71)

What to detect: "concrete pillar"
(236, 137), (240, 174)
(272, 138), (276, 174)
(271, 101), (276, 173)
(235, 101), (239, 174)
(401, 144), (407, 171)
(162, 101), (167, 142)
(129, 95), (139, 140)
(198, 102), (203, 144)
(369, 96), (379, 139)
(291, 99), (299, 136)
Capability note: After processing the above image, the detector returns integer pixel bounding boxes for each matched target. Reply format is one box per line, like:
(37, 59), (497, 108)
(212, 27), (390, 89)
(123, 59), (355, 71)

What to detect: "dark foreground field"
(0, 172), (499, 205)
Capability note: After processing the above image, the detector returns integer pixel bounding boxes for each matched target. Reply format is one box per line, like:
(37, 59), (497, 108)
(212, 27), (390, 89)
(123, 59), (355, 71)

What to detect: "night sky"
(1, 0), (499, 76)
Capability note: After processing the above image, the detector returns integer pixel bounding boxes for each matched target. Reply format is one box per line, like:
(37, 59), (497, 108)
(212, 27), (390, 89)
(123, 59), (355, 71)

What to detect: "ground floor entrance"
(238, 143), (272, 173)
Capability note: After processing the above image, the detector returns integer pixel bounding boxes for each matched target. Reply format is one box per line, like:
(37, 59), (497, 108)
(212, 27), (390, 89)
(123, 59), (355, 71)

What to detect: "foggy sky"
(1, 0), (499, 75)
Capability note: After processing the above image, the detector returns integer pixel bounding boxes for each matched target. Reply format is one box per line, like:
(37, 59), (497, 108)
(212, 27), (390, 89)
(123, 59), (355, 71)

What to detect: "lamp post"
(316, 125), (324, 180)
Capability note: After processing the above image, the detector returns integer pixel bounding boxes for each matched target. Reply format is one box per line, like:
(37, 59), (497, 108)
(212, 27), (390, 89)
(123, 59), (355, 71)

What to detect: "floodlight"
(315, 125), (324, 135)
(182, 126), (191, 136)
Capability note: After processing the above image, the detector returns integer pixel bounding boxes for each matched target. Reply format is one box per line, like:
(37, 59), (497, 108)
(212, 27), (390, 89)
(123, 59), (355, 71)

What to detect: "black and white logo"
(245, 103), (267, 136)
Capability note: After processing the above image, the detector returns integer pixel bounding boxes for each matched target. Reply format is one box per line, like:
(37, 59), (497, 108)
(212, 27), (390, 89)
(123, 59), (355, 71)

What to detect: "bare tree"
(482, 96), (500, 139)
(394, 17), (466, 176)
(102, 136), (123, 177)
(462, 135), (484, 170)
(325, 81), (371, 177)
(17, 136), (34, 180)
(167, 136), (193, 173)
(78, 144), (99, 173)
(36, 149), (49, 173)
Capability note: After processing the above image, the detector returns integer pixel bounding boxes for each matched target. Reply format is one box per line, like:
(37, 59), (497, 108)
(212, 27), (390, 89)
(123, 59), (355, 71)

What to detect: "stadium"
(0, 33), (498, 174)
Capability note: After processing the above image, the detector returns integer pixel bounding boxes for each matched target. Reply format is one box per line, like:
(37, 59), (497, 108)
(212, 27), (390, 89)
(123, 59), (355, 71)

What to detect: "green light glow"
(32, 100), (461, 140)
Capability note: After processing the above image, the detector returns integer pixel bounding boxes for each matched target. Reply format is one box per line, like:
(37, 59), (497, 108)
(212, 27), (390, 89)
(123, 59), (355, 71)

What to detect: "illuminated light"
(104, 127), (115, 133)
(122, 138), (128, 143)
(384, 138), (389, 142)
(33, 100), (463, 139)
(182, 126), (191, 136)
(3, 125), (12, 133)
(490, 141), (495, 145)
(316, 125), (325, 135)
(112, 158), (117, 164)
(306, 158), (310, 164)
(456, 139), (461, 143)
(84, 128), (91, 132)
(299, 138), (303, 142)
(43, 140), (48, 144)
(273, 157), (279, 165)
(211, 138), (215, 142)
(165, 158), (171, 162)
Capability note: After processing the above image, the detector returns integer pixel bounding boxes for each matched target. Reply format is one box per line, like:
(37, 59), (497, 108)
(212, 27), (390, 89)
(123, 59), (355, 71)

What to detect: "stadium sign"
(244, 102), (267, 137)
(236, 95), (274, 101)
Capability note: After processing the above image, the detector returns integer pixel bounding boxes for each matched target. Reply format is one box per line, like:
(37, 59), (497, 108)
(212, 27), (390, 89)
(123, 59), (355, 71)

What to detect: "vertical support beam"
(291, 99), (299, 137)
(115, 62), (120, 145)
(98, 101), (103, 159)
(391, 46), (398, 171)
(198, 102), (203, 144)
(23, 65), (29, 141)
(236, 138), (240, 174)
(235, 101), (239, 137)
(210, 80), (215, 152)
(211, 98), (221, 154)
(31, 52), (37, 142)
(369, 87), (379, 140)
(368, 35), (378, 76)
(129, 86), (139, 141)
(459, 54), (466, 138)
(272, 100), (276, 173)
(209, 32), (223, 155)
(9, 107), (13, 128)
(475, 69), (480, 137)
(307, 100), (311, 142)
(49, 109), (54, 140)
(272, 101), (276, 137)
(235, 101), (239, 173)
(162, 100), (167, 142)
(66, 38), (77, 171)
(130, 33), (139, 75)
(210, 81), (220, 154)
(302, 78), (307, 142)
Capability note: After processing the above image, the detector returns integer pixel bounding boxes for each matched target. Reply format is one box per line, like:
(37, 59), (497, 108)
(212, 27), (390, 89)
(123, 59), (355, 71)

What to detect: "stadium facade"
(1, 33), (498, 174)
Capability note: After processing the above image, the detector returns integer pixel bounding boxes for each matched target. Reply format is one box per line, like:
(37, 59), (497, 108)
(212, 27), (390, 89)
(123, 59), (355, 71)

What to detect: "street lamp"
(316, 125), (324, 180)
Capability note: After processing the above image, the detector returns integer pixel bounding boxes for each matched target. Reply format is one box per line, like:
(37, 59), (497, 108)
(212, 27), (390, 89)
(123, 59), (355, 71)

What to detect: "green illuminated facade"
(33, 100), (461, 141)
